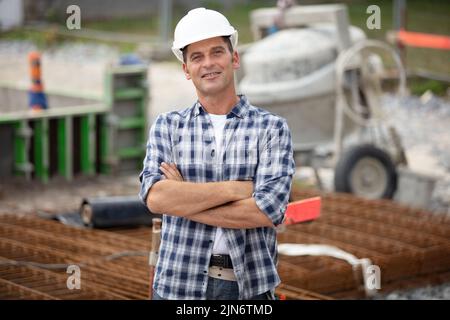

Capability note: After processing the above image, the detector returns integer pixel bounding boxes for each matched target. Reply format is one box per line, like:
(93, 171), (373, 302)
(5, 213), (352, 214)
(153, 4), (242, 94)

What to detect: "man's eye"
(191, 56), (200, 61)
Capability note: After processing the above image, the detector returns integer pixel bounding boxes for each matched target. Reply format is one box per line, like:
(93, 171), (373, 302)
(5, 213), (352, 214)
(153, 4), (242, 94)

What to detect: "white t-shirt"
(208, 113), (230, 255)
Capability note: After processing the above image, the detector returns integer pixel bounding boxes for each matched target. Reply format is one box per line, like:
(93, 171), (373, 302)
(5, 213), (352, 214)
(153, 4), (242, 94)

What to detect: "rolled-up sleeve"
(138, 114), (172, 205)
(253, 118), (295, 226)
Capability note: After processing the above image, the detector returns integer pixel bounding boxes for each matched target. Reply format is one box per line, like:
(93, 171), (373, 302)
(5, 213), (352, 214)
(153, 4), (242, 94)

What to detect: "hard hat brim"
(172, 31), (238, 62)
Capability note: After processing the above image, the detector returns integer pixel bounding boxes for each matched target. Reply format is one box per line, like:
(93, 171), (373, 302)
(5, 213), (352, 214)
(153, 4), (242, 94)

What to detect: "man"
(139, 8), (295, 300)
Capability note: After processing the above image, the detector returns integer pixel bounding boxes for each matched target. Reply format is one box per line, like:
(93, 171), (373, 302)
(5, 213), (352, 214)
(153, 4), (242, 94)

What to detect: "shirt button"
(211, 149), (215, 157)
(203, 270), (208, 274)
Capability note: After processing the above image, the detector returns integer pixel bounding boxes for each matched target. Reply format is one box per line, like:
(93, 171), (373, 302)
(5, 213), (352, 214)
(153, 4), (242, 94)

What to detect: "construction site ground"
(1, 175), (450, 300)
(1, 41), (450, 300)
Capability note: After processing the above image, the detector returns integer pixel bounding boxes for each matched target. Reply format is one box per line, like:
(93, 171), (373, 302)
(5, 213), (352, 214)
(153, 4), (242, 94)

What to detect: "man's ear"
(182, 63), (191, 80)
(232, 51), (240, 70)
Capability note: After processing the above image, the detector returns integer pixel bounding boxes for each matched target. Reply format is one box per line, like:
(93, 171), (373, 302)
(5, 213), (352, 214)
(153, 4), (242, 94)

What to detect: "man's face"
(182, 36), (240, 97)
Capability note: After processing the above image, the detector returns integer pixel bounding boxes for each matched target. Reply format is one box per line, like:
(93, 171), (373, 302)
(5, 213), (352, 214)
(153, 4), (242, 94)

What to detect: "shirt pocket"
(172, 135), (213, 182)
(224, 135), (259, 181)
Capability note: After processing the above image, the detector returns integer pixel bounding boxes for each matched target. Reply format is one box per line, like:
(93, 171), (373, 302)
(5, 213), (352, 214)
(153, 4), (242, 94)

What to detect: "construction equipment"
(0, 64), (149, 182)
(238, 4), (407, 200)
(80, 196), (161, 228)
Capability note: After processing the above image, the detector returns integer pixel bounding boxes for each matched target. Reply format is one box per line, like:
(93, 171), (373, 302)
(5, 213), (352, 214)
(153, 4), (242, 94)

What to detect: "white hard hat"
(172, 8), (238, 62)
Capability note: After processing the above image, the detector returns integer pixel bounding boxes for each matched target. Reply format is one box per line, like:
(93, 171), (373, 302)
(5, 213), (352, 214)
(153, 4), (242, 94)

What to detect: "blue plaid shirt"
(139, 95), (295, 299)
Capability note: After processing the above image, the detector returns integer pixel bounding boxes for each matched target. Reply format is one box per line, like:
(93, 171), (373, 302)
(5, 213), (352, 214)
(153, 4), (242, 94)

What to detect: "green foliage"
(410, 78), (448, 96)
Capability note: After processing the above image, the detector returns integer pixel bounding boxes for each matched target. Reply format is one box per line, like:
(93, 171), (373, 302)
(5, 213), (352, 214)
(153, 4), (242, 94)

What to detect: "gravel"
(381, 93), (450, 216)
(374, 282), (450, 300)
(382, 94), (450, 172)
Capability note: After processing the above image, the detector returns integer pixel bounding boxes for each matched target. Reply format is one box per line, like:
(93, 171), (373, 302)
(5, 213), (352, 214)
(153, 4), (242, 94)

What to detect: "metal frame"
(0, 103), (107, 182)
(104, 65), (148, 175)
(0, 64), (149, 182)
(249, 4), (352, 51)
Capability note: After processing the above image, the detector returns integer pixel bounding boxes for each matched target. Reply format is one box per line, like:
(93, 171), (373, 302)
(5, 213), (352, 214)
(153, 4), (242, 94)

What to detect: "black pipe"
(80, 196), (161, 228)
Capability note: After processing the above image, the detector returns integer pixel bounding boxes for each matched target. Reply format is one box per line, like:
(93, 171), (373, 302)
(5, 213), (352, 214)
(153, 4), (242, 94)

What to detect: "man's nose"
(202, 55), (215, 68)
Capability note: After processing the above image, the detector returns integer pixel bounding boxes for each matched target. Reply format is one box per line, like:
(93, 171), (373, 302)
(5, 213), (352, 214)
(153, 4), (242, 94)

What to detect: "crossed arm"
(146, 162), (274, 229)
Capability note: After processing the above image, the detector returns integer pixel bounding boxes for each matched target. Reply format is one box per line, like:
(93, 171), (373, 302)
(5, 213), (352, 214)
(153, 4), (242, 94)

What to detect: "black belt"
(209, 254), (233, 269)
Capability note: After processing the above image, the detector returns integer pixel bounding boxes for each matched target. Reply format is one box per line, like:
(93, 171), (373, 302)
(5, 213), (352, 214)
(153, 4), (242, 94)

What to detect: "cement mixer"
(238, 4), (407, 200)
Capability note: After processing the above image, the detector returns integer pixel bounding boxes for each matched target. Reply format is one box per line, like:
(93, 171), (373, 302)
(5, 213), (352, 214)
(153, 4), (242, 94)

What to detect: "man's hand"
(160, 162), (184, 181)
(157, 163), (272, 228)
(160, 162), (253, 200)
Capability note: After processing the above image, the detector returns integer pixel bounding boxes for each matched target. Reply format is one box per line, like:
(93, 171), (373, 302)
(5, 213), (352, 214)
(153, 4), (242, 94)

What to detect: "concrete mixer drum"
(238, 4), (407, 199)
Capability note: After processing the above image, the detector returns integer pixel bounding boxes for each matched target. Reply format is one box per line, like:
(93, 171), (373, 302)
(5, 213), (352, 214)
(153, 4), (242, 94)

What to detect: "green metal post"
(57, 116), (73, 180)
(33, 118), (49, 183)
(99, 114), (110, 175)
(80, 114), (96, 175)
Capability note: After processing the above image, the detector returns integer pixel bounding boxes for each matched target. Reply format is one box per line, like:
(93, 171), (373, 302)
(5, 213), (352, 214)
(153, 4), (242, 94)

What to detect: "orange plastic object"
(28, 51), (48, 111)
(397, 30), (450, 50)
(29, 51), (42, 82)
(284, 197), (321, 225)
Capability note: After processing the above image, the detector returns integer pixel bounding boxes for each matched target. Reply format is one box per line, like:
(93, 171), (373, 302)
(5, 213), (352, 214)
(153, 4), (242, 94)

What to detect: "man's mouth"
(201, 71), (221, 79)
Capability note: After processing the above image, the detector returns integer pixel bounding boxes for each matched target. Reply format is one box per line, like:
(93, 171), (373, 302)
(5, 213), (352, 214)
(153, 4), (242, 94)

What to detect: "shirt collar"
(193, 94), (249, 119)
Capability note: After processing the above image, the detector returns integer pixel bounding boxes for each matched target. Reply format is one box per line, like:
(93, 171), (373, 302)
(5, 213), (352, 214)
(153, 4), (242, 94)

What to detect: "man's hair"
(182, 36), (233, 64)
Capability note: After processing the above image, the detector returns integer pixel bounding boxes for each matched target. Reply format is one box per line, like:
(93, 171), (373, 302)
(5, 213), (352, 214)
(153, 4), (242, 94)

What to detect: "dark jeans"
(152, 276), (272, 300)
